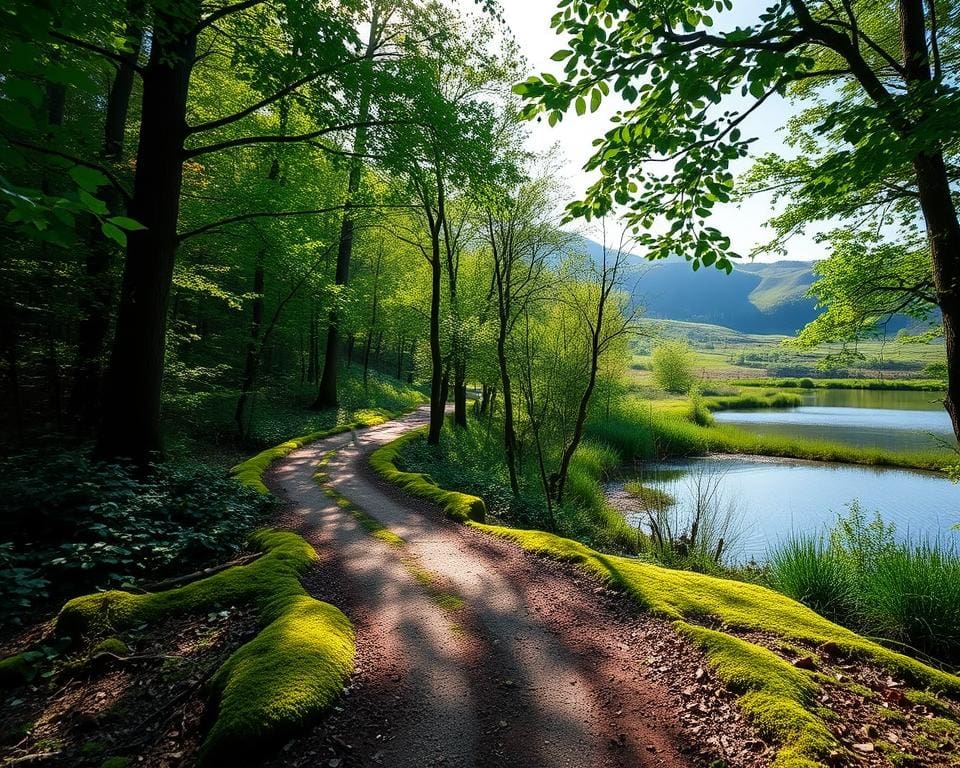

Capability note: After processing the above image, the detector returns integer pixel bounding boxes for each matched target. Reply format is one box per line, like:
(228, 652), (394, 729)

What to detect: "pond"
(714, 388), (955, 452)
(611, 456), (960, 562)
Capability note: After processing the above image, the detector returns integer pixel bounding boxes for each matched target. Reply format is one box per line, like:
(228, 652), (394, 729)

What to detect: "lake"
(714, 388), (955, 452)
(613, 456), (960, 562)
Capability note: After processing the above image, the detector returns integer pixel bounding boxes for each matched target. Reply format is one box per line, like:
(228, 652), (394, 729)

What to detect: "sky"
(474, 0), (829, 263)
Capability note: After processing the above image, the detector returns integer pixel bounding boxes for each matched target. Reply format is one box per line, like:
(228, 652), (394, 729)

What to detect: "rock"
(792, 656), (818, 671)
(853, 742), (875, 753)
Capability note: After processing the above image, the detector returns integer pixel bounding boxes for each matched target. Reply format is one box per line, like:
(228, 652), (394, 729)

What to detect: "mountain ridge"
(578, 237), (821, 335)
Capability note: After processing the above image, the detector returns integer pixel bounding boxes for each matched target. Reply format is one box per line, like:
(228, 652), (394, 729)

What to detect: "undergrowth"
(0, 451), (276, 626)
(55, 530), (354, 765)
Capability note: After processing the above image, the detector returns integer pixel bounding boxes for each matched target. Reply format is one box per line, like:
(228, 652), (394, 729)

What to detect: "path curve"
(265, 407), (715, 768)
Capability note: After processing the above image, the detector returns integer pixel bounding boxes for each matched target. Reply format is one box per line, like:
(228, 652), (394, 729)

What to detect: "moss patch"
(369, 429), (486, 523)
(56, 530), (354, 765)
(231, 409), (392, 494)
(91, 638), (129, 657)
(0, 653), (32, 687)
(677, 622), (834, 768)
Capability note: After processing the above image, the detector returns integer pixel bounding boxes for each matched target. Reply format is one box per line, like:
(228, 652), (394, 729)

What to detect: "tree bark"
(899, 0), (960, 439)
(94, 2), (198, 463)
(71, 9), (143, 428)
(312, 3), (380, 409)
(234, 251), (265, 440)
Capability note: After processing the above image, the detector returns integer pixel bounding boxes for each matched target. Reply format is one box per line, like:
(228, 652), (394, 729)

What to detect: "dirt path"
(265, 407), (736, 768)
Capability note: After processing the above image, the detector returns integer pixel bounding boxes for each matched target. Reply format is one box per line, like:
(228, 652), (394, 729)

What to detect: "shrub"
(798, 378), (815, 388)
(769, 537), (854, 623)
(0, 449), (276, 624)
(769, 504), (960, 665)
(686, 387), (714, 427)
(651, 341), (696, 393)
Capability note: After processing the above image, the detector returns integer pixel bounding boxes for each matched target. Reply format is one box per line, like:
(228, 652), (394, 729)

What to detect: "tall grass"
(630, 462), (744, 573)
(769, 504), (960, 666)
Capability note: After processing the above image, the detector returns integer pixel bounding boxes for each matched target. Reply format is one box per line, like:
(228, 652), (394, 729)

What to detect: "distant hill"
(579, 237), (819, 335)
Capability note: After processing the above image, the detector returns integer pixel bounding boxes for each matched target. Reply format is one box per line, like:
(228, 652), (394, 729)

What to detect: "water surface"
(714, 388), (954, 451)
(616, 456), (960, 562)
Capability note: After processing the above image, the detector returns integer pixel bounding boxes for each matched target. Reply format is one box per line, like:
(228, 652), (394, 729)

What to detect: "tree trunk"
(312, 4), (380, 410)
(427, 232), (444, 444)
(396, 335), (404, 379)
(899, 0), (960, 440)
(307, 302), (318, 384)
(497, 327), (520, 496)
(362, 329), (372, 386)
(234, 252), (265, 440)
(93, 3), (198, 463)
(407, 338), (416, 384)
(453, 362), (467, 428)
(71, 12), (143, 428)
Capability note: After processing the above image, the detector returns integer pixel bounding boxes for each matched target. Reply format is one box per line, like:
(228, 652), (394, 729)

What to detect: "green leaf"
(107, 216), (147, 231)
(69, 166), (110, 192)
(101, 221), (127, 247)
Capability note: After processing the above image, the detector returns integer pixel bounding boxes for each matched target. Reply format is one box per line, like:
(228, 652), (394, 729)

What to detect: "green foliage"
(57, 530), (355, 764)
(686, 387), (714, 426)
(769, 537), (854, 623)
(789, 234), (938, 357)
(0, 450), (276, 625)
(770, 504), (960, 664)
(651, 341), (696, 393)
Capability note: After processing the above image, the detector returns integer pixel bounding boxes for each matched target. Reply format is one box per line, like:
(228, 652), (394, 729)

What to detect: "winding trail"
(265, 407), (719, 768)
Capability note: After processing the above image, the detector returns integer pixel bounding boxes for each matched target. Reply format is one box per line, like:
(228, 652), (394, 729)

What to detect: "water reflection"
(714, 389), (955, 451)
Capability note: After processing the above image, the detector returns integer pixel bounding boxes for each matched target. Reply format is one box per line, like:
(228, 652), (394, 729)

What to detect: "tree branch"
(193, 0), (266, 35)
(177, 203), (416, 242)
(183, 119), (409, 158)
(4, 136), (132, 202)
(49, 31), (144, 73)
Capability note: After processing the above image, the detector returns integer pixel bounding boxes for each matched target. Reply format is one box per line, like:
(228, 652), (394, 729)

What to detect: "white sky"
(484, 0), (829, 263)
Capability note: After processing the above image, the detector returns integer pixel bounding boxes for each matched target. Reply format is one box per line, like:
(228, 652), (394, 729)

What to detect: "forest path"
(265, 406), (704, 768)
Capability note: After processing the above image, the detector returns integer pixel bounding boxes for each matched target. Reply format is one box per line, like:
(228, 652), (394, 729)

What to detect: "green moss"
(369, 429), (486, 523)
(677, 622), (834, 768)
(918, 716), (960, 747)
(100, 758), (130, 768)
(876, 742), (918, 767)
(56, 530), (355, 765)
(0, 653), (32, 688)
(92, 638), (129, 657)
(203, 595), (354, 760)
(905, 688), (954, 715)
(231, 411), (393, 494)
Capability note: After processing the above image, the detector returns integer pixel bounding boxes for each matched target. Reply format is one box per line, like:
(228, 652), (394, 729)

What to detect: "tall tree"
(313, 0), (391, 410)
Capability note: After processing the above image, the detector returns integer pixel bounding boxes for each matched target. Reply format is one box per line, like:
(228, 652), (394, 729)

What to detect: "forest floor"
(263, 407), (761, 768)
